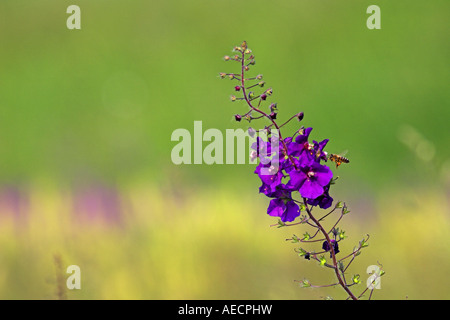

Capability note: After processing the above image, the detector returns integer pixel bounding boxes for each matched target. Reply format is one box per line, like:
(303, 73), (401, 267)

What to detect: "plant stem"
(303, 199), (358, 300)
(239, 50), (298, 169)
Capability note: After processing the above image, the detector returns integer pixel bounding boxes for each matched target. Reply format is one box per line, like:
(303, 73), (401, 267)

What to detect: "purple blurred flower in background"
(72, 184), (123, 225)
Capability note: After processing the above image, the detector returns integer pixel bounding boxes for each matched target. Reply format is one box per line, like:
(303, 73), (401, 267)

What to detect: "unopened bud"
(266, 88), (273, 95)
(269, 103), (277, 112)
(248, 91), (255, 99)
(296, 112), (304, 121)
(223, 56), (230, 61)
(234, 114), (242, 122)
(219, 72), (226, 79)
(235, 86), (241, 91)
(258, 81), (265, 87)
(248, 127), (256, 138)
(260, 93), (267, 101)
(256, 74), (263, 80)
(230, 95), (236, 102)
(300, 279), (311, 288)
(269, 111), (277, 120)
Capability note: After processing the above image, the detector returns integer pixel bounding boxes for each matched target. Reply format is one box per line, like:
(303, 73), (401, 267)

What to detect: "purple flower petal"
(282, 200), (300, 222)
(299, 179), (324, 200)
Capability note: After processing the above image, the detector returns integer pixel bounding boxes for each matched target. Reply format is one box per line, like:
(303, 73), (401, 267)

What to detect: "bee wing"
(338, 150), (348, 157)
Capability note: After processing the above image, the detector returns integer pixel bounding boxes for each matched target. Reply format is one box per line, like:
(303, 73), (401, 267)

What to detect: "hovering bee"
(328, 151), (350, 168)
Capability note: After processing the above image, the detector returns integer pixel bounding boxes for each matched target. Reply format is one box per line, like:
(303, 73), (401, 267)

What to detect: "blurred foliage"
(0, 184), (448, 299)
(0, 0), (449, 299)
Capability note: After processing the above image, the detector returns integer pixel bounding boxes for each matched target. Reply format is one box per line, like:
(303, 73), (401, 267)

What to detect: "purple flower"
(267, 198), (300, 222)
(286, 127), (313, 157)
(251, 137), (273, 163)
(254, 162), (283, 192)
(287, 160), (333, 200)
(307, 184), (333, 209)
(322, 239), (340, 257)
(259, 183), (291, 198)
(311, 139), (329, 163)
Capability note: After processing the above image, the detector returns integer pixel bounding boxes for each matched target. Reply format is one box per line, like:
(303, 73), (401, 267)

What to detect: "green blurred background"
(0, 0), (449, 299)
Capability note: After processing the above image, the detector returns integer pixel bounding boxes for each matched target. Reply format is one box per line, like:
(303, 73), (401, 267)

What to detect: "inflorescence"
(219, 41), (384, 300)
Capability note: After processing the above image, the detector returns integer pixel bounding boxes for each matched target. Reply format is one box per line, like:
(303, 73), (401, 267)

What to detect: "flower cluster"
(220, 41), (335, 223)
(219, 41), (382, 300)
(254, 128), (334, 223)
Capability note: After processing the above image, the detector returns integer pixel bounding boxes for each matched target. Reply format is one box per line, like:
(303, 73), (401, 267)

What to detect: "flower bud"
(248, 91), (255, 99)
(230, 95), (236, 102)
(266, 88), (273, 95)
(296, 112), (304, 121)
(256, 74), (263, 80)
(322, 239), (340, 255)
(269, 111), (277, 119)
(248, 127), (256, 138)
(244, 66), (250, 71)
(223, 56), (230, 61)
(234, 114), (242, 122)
(258, 81), (265, 87)
(235, 86), (241, 91)
(260, 93), (267, 101)
(219, 72), (226, 79)
(300, 279), (311, 288)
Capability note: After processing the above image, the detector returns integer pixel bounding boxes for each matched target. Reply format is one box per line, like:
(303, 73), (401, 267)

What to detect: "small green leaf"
(319, 255), (327, 266)
(330, 176), (339, 185)
(335, 201), (344, 208)
(338, 261), (345, 273)
(300, 279), (311, 288)
(297, 248), (308, 257)
(360, 238), (369, 248)
(302, 232), (311, 241)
